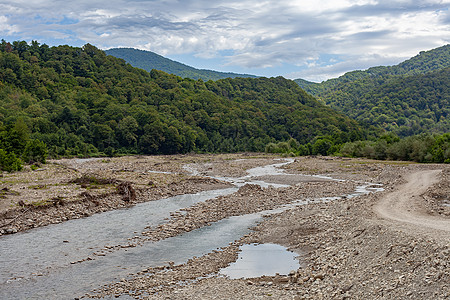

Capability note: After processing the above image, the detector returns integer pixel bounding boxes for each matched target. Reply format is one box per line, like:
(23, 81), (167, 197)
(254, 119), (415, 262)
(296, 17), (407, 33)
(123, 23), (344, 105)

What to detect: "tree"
(160, 126), (182, 154)
(118, 116), (139, 147)
(23, 139), (48, 164)
(312, 138), (333, 155)
(0, 149), (22, 172)
(7, 118), (30, 154)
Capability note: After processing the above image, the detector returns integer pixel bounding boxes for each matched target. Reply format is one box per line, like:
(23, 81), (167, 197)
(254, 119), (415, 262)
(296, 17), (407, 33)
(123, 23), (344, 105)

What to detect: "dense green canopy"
(0, 40), (365, 163)
(295, 45), (450, 136)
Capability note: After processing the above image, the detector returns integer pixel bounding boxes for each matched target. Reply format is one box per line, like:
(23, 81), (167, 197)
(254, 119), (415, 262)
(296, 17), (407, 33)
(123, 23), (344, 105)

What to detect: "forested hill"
(105, 48), (257, 81)
(295, 45), (450, 136)
(0, 40), (365, 159)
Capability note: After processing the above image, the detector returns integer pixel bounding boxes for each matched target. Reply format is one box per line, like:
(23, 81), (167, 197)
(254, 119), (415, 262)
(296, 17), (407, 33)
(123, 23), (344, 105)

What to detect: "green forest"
(295, 45), (450, 136)
(0, 40), (448, 171)
(266, 132), (450, 163)
(0, 40), (366, 170)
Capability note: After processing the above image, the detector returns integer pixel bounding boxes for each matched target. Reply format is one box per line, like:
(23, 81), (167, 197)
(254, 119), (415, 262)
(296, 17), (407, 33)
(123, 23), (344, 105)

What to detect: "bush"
(276, 142), (290, 153)
(339, 133), (449, 163)
(23, 139), (48, 164)
(0, 149), (23, 172)
(287, 138), (300, 150)
(312, 138), (333, 155)
(265, 142), (278, 153)
(265, 141), (291, 154)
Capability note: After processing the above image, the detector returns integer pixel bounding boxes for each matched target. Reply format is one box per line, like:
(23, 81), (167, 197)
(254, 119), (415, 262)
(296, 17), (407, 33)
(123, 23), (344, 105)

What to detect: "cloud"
(0, 15), (18, 35)
(287, 54), (410, 82)
(0, 0), (449, 80)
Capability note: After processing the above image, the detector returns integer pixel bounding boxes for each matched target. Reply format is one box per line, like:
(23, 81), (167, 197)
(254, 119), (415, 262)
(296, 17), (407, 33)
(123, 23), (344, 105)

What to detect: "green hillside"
(295, 45), (450, 136)
(0, 40), (365, 163)
(105, 48), (257, 81)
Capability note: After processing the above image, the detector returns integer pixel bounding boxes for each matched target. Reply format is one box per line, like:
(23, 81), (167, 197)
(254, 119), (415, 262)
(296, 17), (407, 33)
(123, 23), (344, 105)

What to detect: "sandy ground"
(374, 169), (450, 244)
(1, 154), (449, 299)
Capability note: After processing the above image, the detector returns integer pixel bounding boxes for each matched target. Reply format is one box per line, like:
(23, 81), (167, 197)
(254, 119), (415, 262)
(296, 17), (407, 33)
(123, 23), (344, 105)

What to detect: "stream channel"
(0, 159), (382, 299)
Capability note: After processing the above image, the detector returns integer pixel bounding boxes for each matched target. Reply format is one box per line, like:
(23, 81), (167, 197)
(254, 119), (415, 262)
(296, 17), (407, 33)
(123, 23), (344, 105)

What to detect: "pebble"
(2, 156), (448, 300)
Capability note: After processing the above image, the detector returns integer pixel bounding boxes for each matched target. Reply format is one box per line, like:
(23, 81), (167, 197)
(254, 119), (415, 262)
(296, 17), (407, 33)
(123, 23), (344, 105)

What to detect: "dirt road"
(375, 169), (450, 244)
(2, 156), (448, 299)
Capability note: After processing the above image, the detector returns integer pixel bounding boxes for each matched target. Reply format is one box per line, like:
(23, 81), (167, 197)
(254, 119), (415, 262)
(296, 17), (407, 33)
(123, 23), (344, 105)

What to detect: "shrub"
(0, 149), (23, 172)
(23, 139), (48, 164)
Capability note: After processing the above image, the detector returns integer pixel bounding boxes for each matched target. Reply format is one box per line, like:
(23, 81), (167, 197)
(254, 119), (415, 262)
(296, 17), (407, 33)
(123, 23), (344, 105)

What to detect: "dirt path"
(374, 169), (450, 244)
(76, 158), (449, 299)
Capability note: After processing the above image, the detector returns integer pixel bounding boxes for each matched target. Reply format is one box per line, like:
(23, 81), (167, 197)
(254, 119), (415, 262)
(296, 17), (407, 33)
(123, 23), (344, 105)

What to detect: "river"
(0, 158), (383, 299)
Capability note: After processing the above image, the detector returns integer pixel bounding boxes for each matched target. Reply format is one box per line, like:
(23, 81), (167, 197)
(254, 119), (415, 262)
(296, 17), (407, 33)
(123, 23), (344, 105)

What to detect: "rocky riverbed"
(0, 154), (240, 234)
(1, 154), (449, 299)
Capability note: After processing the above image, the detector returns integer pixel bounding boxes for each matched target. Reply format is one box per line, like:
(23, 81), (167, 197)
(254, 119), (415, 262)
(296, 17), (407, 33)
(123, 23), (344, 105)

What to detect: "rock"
(5, 228), (17, 234)
(277, 276), (290, 283)
(341, 284), (353, 293)
(313, 273), (325, 280)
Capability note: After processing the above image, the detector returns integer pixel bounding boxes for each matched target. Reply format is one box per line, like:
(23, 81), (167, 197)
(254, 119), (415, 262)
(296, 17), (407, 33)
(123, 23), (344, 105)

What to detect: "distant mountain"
(294, 45), (450, 136)
(105, 48), (257, 81)
(293, 78), (316, 89)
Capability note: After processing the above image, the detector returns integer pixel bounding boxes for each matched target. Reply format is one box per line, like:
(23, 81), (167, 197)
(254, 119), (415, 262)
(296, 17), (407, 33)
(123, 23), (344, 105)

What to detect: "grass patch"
(69, 174), (118, 191)
(346, 160), (415, 165)
(30, 199), (51, 206)
(30, 164), (41, 171)
(0, 187), (20, 198)
(28, 197), (66, 207)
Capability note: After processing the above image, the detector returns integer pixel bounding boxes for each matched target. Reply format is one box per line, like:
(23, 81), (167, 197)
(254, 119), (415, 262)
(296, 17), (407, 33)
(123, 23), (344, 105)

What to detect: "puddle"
(244, 159), (294, 177)
(347, 184), (384, 198)
(442, 199), (450, 207)
(0, 188), (237, 285)
(0, 212), (263, 299)
(220, 243), (299, 279)
(146, 170), (174, 174)
(73, 157), (102, 164)
(0, 158), (385, 299)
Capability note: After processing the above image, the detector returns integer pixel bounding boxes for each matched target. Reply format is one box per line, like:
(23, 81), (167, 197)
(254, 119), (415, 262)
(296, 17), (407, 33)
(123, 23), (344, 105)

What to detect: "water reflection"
(0, 158), (384, 299)
(220, 243), (299, 279)
(0, 212), (263, 299)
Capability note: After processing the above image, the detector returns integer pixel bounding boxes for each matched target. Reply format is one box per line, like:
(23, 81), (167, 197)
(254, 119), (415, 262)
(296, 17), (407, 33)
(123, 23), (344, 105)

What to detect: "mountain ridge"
(294, 44), (450, 136)
(296, 44), (450, 92)
(105, 47), (257, 81)
(0, 40), (364, 159)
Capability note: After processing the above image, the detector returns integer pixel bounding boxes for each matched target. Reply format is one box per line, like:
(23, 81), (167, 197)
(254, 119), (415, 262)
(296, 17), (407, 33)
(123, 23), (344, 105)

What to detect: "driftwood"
(117, 182), (136, 202)
(0, 207), (30, 228)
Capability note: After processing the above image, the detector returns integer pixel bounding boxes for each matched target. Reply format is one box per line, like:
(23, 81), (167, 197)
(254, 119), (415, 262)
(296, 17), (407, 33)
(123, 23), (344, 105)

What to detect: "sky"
(0, 0), (449, 82)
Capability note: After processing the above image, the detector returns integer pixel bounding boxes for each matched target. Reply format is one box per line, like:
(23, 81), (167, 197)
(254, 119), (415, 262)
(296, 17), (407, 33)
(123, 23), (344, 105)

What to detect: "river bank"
(85, 155), (449, 300)
(0, 154), (260, 235)
(1, 154), (448, 299)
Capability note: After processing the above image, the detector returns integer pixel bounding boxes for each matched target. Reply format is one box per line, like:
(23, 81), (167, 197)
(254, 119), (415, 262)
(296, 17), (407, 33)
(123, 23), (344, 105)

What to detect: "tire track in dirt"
(374, 169), (450, 245)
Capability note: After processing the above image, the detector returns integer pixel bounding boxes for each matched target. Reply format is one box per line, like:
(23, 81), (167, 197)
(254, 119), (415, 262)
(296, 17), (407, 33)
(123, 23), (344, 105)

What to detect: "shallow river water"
(0, 159), (383, 299)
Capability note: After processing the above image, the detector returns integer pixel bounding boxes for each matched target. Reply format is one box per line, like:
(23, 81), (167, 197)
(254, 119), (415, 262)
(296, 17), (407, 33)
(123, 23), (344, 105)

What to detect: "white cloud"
(288, 54), (409, 82)
(0, 0), (448, 79)
(0, 15), (18, 35)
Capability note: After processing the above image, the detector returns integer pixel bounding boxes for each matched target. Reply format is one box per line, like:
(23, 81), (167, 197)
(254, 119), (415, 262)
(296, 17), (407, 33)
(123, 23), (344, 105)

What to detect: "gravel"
(1, 154), (448, 299)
